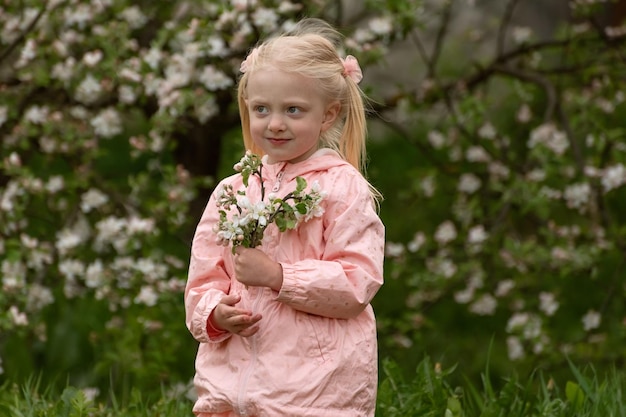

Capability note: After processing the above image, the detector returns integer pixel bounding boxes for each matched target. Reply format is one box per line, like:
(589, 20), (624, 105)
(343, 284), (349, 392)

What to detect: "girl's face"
(245, 68), (339, 165)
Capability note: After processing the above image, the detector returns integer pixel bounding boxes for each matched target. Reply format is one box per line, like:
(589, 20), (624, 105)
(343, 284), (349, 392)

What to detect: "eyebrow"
(247, 96), (309, 105)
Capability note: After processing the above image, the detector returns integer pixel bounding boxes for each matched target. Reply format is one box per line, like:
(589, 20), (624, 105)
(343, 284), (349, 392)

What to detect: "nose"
(267, 114), (285, 132)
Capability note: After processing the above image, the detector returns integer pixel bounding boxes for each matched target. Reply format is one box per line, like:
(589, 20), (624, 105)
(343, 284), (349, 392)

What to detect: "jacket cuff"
(275, 263), (307, 304)
(206, 310), (229, 339)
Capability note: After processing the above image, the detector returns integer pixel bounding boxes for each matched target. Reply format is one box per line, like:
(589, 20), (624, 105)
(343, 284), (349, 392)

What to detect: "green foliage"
(376, 357), (626, 417)
(2, 0), (626, 412)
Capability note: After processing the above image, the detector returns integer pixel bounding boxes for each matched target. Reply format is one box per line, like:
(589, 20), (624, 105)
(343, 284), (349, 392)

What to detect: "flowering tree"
(2, 0), (626, 398)
(0, 0), (396, 395)
(375, 0), (626, 377)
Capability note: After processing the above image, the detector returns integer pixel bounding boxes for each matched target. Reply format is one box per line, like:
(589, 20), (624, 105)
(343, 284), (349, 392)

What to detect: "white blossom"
(82, 50), (103, 67)
(495, 279), (515, 297)
(16, 38), (37, 67)
(539, 292), (559, 316)
(127, 217), (155, 234)
(45, 176), (65, 193)
(143, 47), (163, 70)
(2, 260), (26, 291)
(528, 123), (569, 156)
(478, 123), (496, 139)
(582, 309), (601, 331)
(458, 173), (482, 194)
(385, 242), (404, 258)
(252, 8), (279, 31)
(469, 294), (497, 315)
(434, 221), (457, 245)
(454, 287), (474, 304)
(601, 164), (626, 192)
(427, 257), (457, 278)
(506, 312), (529, 332)
(27, 284), (55, 311)
(91, 107), (122, 138)
(563, 182), (590, 211)
(516, 104), (532, 123)
(80, 188), (109, 212)
(198, 65), (233, 91)
(512, 26), (532, 43)
(58, 259), (86, 280)
(135, 286), (158, 306)
(85, 260), (105, 288)
(64, 4), (94, 29)
(277, 1), (302, 13)
(489, 161), (510, 180)
(6, 152), (21, 168)
(206, 35), (228, 57)
(526, 168), (546, 182)
(118, 85), (138, 104)
(351, 28), (376, 45)
(507, 336), (525, 360)
(231, 0), (257, 11)
(420, 175), (436, 197)
(407, 232), (426, 252)
(95, 216), (127, 246)
(56, 228), (84, 254)
(195, 97), (219, 124)
(120, 6), (147, 29)
(427, 130), (446, 149)
(52, 57), (77, 82)
(24, 105), (49, 124)
(466, 146), (490, 163)
(369, 17), (393, 35)
(468, 225), (488, 244)
(9, 306), (29, 326)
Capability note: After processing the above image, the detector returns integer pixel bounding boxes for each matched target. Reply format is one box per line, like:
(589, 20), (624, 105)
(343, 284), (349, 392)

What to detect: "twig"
(496, 0), (522, 57)
(492, 64), (557, 122)
(0, 2), (49, 64)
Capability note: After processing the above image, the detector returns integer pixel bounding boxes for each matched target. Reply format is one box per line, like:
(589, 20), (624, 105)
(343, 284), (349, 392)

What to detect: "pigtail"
(235, 18), (383, 207)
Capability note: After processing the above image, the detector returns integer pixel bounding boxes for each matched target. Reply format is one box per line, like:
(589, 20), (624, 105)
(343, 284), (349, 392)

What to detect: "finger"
(220, 294), (241, 306)
(238, 326), (260, 337)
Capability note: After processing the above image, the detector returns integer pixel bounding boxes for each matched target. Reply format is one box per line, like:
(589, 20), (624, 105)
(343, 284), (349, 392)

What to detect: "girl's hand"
(211, 294), (262, 337)
(233, 247), (283, 291)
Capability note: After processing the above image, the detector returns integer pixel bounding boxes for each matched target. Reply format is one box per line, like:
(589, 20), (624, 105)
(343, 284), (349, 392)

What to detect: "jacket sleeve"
(184, 184), (232, 344)
(275, 170), (385, 319)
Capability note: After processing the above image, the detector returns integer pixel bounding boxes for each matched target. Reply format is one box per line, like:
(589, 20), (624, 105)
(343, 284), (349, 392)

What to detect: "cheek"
(249, 118), (264, 132)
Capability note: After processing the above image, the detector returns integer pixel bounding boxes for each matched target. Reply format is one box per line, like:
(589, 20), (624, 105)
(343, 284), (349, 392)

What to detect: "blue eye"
(254, 105), (268, 114)
(287, 107), (300, 114)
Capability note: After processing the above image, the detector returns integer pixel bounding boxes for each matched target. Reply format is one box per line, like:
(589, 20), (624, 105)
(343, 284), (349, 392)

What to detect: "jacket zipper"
(271, 171), (285, 192)
(236, 288), (263, 416)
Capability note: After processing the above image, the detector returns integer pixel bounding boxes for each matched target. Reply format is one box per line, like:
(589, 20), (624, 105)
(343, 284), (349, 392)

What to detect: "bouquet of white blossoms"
(213, 151), (326, 252)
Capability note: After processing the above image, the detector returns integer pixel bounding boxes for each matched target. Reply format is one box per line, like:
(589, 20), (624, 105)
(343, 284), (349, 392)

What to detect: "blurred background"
(1, 0), (626, 404)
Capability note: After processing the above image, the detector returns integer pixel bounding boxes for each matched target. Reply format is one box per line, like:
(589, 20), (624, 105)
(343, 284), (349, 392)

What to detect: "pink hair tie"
(240, 47), (260, 73)
(341, 55), (363, 84)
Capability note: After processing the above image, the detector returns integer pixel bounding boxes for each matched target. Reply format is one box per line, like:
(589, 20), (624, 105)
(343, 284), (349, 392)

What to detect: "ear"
(321, 101), (341, 132)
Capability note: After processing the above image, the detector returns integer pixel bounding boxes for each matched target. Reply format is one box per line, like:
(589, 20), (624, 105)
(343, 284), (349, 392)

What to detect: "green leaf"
(295, 176), (307, 193)
(295, 202), (307, 214)
(242, 170), (250, 187)
(275, 215), (287, 231)
(565, 381), (585, 409)
(285, 218), (297, 229)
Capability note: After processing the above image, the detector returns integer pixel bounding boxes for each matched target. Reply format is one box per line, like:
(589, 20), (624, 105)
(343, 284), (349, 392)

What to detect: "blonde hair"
(237, 18), (382, 204)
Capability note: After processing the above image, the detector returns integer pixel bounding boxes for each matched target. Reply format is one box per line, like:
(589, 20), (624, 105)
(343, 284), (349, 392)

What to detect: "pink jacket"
(185, 149), (385, 417)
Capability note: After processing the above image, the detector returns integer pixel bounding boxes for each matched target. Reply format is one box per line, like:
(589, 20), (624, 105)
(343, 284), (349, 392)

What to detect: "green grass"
(1, 357), (625, 416)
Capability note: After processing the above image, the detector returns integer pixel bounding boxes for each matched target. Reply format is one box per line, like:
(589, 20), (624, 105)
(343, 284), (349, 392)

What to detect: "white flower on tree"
(582, 309), (601, 331)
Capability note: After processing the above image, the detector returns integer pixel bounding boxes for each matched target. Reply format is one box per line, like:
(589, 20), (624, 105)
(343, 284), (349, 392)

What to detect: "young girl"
(185, 18), (385, 417)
